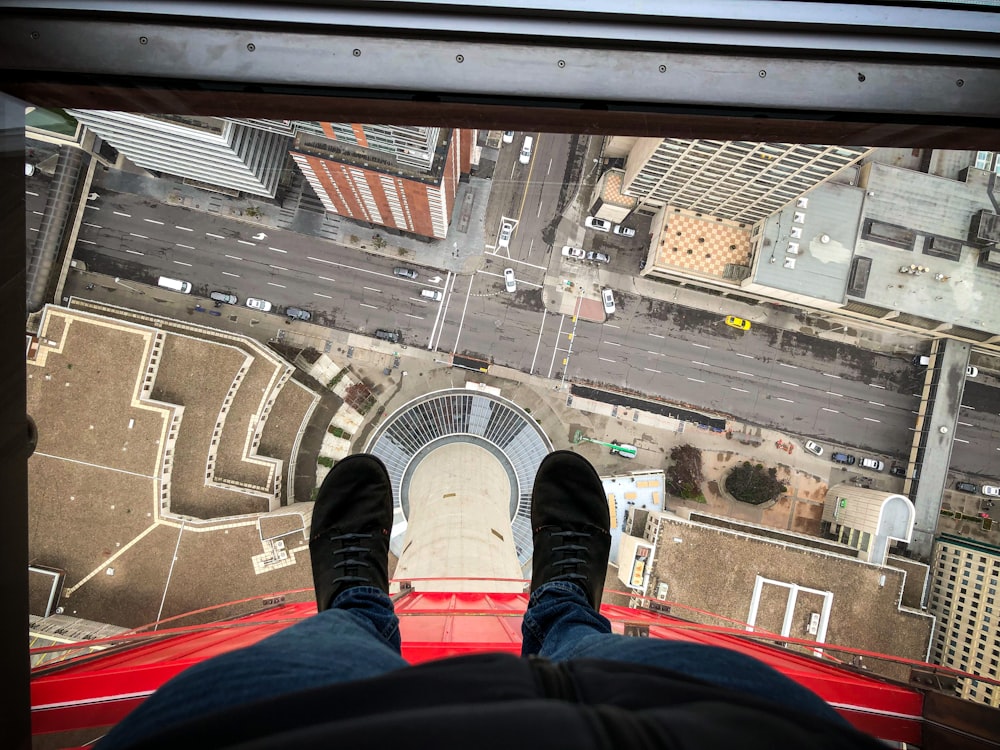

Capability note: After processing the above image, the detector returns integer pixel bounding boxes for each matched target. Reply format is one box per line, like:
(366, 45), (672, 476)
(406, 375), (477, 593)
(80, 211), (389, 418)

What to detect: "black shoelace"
(329, 531), (374, 587)
(548, 530), (590, 585)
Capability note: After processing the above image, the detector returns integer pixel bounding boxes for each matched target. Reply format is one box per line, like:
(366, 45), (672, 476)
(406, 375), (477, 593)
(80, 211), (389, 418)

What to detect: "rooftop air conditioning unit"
(787, 242), (800, 255)
(807, 612), (820, 635)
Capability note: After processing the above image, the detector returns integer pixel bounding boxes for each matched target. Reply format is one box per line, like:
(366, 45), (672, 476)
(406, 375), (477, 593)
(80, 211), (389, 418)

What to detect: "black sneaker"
(529, 450), (611, 609)
(309, 454), (393, 611)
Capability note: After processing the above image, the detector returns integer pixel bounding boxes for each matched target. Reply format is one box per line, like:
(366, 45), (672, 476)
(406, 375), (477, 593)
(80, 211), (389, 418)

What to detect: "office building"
(821, 485), (916, 565)
(928, 535), (1000, 708)
(65, 111), (291, 197)
(290, 124), (473, 239)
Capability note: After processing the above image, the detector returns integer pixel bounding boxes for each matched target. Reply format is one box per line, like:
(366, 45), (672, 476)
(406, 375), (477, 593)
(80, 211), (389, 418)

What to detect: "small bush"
(328, 368), (347, 390)
(317, 456), (335, 468)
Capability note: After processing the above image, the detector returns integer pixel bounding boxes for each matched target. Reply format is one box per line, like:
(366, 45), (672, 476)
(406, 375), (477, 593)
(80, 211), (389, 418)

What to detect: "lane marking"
(957, 421), (973, 427)
(83, 222), (102, 228)
(954, 438), (970, 444)
(269, 246), (287, 253)
(605, 324), (621, 329)
(26, 190), (39, 197)
(648, 333), (665, 339)
(237, 239), (256, 246)
(825, 391), (843, 397)
(823, 373), (841, 379)
(606, 341), (622, 347)
(267, 282), (286, 288)
(206, 232), (225, 239)
(173, 260), (192, 267)
(961, 404), (976, 410)
(85, 204), (98, 210)
(599, 357), (616, 363)
(176, 225), (193, 231)
(863, 417), (881, 423)
(313, 292), (332, 299)
(780, 381), (800, 387)
(778, 362), (797, 369)
(175, 243), (194, 250)
(692, 342), (710, 349)
(363, 286), (382, 293)
(822, 407), (840, 413)
(869, 383), (886, 389)
(318, 276), (335, 282)
(644, 367), (662, 374)
(646, 350), (660, 355)
(225, 254), (243, 261)
(113, 211), (131, 217)
(125, 249), (144, 255)
(868, 401), (884, 407)
(406, 313), (424, 320)
(222, 272), (240, 278)
(128, 232), (148, 239)
(360, 303), (378, 310)
(687, 377), (705, 383)
(737, 371), (754, 377)
(269, 265), (288, 271)
(776, 397), (794, 403)
(735, 352), (754, 359)
(143, 218), (164, 225)
(692, 361), (709, 367)
(731, 387), (749, 393)
(77, 238), (95, 244)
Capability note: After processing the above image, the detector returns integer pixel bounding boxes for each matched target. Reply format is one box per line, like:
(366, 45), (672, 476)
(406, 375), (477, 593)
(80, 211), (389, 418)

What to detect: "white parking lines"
(173, 260), (192, 266)
(599, 357), (616, 363)
(644, 367), (661, 374)
(780, 381), (800, 387)
(267, 282), (286, 288)
(128, 232), (148, 239)
(776, 397), (794, 403)
(687, 377), (705, 383)
(648, 333), (665, 339)
(83, 222), (101, 229)
(313, 292), (332, 299)
(176, 225), (193, 231)
(822, 407), (840, 413)
(360, 303), (378, 310)
(868, 401), (885, 407)
(691, 342), (710, 349)
(222, 272), (240, 278)
(176, 243), (194, 250)
(825, 391), (843, 397)
(731, 387), (749, 393)
(735, 353), (754, 359)
(737, 370), (754, 377)
(237, 239), (256, 246)
(269, 265), (288, 271)
(778, 362), (797, 369)
(144, 218), (164, 225)
(406, 314), (424, 320)
(225, 254), (243, 261)
(823, 373), (841, 379)
(268, 246), (287, 253)
(363, 286), (382, 293)
(869, 383), (886, 389)
(863, 417), (881, 423)
(206, 232), (224, 239)
(113, 211), (131, 217)
(125, 249), (144, 255)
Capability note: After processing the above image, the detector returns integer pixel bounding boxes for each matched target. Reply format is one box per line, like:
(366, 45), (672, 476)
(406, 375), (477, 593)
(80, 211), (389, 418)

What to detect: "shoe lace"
(547, 530), (591, 586)
(328, 531), (374, 587)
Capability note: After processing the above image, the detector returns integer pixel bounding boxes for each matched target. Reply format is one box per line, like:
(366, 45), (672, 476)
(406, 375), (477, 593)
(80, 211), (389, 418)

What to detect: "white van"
(519, 136), (533, 165)
(421, 289), (442, 301)
(157, 276), (192, 294)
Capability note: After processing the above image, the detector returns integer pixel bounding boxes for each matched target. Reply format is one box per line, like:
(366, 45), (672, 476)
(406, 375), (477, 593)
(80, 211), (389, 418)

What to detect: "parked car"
(498, 221), (514, 249)
(393, 267), (418, 279)
(586, 251), (610, 264)
(956, 481), (979, 493)
(210, 291), (238, 305)
(561, 245), (585, 259)
(613, 224), (636, 237)
(374, 328), (400, 343)
(602, 288), (616, 315)
(981, 485), (999, 497)
(724, 315), (751, 330)
(285, 307), (311, 321)
(831, 452), (856, 465)
(420, 289), (443, 301)
(504, 267), (517, 293)
(502, 130), (514, 144)
(584, 216), (612, 232)
(804, 440), (823, 456)
(519, 135), (533, 164)
(245, 297), (272, 312)
(967, 365), (979, 377)
(889, 464), (907, 477)
(860, 457), (885, 472)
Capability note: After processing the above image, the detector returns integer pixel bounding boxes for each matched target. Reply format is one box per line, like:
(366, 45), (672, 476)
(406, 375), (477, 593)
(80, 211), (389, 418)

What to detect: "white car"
(602, 288), (616, 315)
(502, 130), (514, 143)
(613, 224), (636, 237)
(804, 440), (823, 456)
(498, 222), (514, 249)
(503, 268), (517, 293)
(983, 485), (1000, 497)
(561, 245), (585, 259)
(584, 216), (612, 232)
(967, 365), (979, 378)
(245, 297), (273, 312)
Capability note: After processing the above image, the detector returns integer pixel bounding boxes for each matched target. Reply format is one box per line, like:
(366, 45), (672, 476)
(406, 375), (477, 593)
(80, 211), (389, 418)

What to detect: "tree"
(725, 461), (787, 505)
(666, 444), (704, 500)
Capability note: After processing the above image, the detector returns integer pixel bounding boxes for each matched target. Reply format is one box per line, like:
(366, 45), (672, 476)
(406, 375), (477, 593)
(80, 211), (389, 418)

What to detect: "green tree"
(725, 461), (787, 505)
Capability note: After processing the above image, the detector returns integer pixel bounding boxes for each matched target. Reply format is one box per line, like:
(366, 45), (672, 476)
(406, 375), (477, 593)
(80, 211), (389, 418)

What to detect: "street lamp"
(114, 277), (144, 294)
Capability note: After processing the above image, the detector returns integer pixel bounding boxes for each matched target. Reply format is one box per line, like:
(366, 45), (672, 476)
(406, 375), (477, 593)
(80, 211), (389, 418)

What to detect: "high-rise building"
(290, 124), (472, 239)
(64, 112), (292, 197)
(622, 139), (871, 224)
(928, 535), (1000, 708)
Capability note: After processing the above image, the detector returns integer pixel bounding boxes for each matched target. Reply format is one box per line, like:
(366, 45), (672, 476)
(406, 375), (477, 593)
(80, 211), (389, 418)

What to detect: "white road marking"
(599, 357), (616, 363)
(735, 353), (755, 359)
(144, 218), (164, 225)
(692, 342), (710, 349)
(778, 362), (797, 369)
(363, 286), (382, 293)
(77, 238), (95, 244)
(737, 371), (754, 377)
(646, 350), (660, 355)
(822, 407), (840, 413)
(958, 421), (973, 427)
(954, 438), (970, 444)
(113, 211), (131, 217)
(868, 401), (884, 407)
(83, 222), (101, 228)
(31, 210), (43, 215)
(173, 260), (192, 266)
(406, 313), (425, 320)
(692, 361), (709, 367)
(175, 243), (194, 249)
(318, 276), (335, 282)
(823, 373), (841, 379)
(648, 333), (665, 339)
(269, 265), (288, 271)
(869, 383), (886, 389)
(237, 239), (256, 246)
(26, 190), (39, 197)
(225, 254), (243, 261)
(687, 377), (705, 383)
(644, 367), (662, 374)
(863, 417), (881, 423)
(313, 292), (332, 299)
(780, 381), (800, 387)
(176, 225), (193, 231)
(125, 249), (143, 255)
(267, 282), (286, 288)
(826, 391), (843, 397)
(206, 232), (225, 239)
(128, 232), (148, 239)
(529, 310), (548, 374)
(605, 324), (621, 329)
(85, 204), (98, 210)
(360, 303), (378, 310)
(269, 246), (287, 253)
(222, 272), (240, 278)
(776, 397), (794, 403)
(28, 227), (39, 232)
(731, 387), (749, 393)
(606, 341), (622, 347)
(961, 404), (976, 410)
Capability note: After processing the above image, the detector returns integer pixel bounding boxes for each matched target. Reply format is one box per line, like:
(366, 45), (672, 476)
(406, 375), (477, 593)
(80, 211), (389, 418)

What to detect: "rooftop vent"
(793, 212), (806, 224)
(787, 242), (800, 255)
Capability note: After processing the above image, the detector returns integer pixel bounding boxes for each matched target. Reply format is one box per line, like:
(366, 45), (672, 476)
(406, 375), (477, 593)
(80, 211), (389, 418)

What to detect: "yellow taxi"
(724, 315), (751, 330)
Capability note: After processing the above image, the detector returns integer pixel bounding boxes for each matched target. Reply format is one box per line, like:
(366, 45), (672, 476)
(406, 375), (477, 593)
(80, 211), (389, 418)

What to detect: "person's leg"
(522, 451), (844, 724)
(98, 454), (404, 749)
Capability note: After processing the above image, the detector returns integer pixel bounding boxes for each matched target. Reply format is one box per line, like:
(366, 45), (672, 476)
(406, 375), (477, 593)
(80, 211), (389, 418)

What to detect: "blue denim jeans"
(99, 581), (842, 747)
